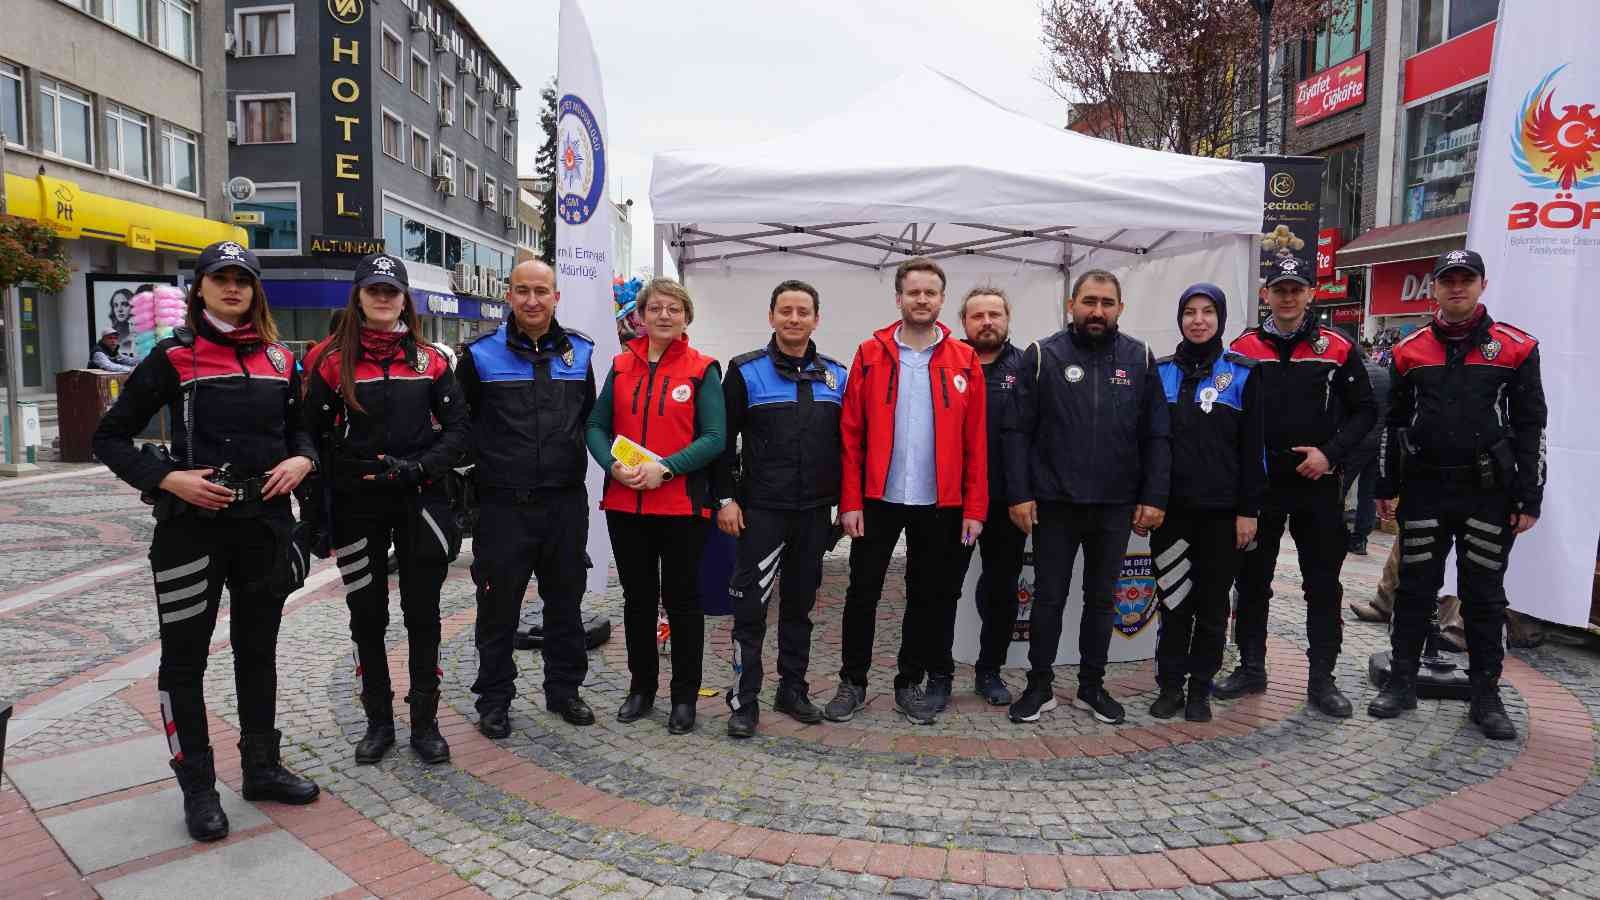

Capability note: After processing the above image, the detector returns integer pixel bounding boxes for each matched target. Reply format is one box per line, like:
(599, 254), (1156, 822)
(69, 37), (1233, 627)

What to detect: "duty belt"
(1403, 460), (1478, 484)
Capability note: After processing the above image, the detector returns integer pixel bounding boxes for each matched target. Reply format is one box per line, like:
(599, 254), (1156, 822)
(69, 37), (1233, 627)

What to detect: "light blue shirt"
(882, 326), (939, 506)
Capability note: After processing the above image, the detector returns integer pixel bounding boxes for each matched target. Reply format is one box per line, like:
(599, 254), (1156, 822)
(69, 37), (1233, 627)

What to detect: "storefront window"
(1320, 142), (1363, 239)
(1417, 0), (1498, 52)
(236, 184), (300, 251)
(1404, 83), (1485, 222)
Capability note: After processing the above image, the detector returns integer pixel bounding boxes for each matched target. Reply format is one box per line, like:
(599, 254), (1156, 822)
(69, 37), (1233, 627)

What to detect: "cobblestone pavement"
(4, 467), (1600, 898)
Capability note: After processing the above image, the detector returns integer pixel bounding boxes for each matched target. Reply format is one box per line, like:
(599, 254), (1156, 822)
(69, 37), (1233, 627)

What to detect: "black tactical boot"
(1469, 676), (1517, 741)
(1306, 658), (1353, 718)
(1148, 683), (1186, 719)
(1185, 680), (1213, 722)
(1212, 647), (1267, 700)
(239, 730), (320, 804)
(355, 693), (396, 765)
(1368, 657), (1419, 719)
(407, 690), (452, 764)
(169, 748), (229, 842)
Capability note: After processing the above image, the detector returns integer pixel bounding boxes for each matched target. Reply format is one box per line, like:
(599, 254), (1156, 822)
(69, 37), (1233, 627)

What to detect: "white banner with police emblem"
(1464, 1), (1600, 627)
(558, 0), (620, 597)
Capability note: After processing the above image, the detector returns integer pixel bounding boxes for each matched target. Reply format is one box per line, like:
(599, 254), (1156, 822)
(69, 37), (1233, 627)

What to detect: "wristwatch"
(660, 464), (675, 483)
(717, 497), (735, 509)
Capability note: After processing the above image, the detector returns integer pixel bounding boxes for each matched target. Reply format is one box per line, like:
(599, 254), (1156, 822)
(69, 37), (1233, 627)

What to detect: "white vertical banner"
(1466, 4), (1600, 626)
(557, 0), (619, 597)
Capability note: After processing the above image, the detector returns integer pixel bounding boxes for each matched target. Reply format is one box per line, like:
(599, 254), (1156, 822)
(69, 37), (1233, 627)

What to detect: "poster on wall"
(1242, 155), (1326, 281)
(85, 275), (178, 361)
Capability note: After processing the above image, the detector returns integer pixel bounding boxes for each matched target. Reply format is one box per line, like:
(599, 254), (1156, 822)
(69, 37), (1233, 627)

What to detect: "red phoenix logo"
(1515, 64), (1600, 191)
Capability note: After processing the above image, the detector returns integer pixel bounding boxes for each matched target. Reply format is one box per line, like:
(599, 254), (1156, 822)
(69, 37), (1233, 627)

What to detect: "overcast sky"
(451, 0), (1068, 275)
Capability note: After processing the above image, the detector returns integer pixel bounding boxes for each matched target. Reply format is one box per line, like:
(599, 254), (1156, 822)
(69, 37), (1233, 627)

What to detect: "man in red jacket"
(824, 257), (988, 725)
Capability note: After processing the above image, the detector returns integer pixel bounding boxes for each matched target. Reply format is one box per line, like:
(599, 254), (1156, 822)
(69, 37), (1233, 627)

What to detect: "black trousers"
(1233, 475), (1346, 669)
(1392, 479), (1515, 681)
(1152, 509), (1241, 689)
(727, 505), (831, 709)
(1027, 502), (1135, 687)
(839, 500), (963, 690)
(955, 501), (1028, 676)
(150, 508), (289, 759)
(606, 511), (708, 705)
(471, 487), (590, 712)
(334, 489), (447, 701)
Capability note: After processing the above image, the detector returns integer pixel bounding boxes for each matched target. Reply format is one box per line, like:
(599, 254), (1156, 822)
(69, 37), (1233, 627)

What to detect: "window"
(1318, 141), (1363, 239)
(483, 115), (496, 152)
(439, 146), (456, 195)
(233, 183), (300, 252)
(411, 128), (430, 174)
(502, 129), (514, 164)
(445, 233), (462, 270)
(1404, 83), (1486, 222)
(108, 0), (146, 39)
(383, 211), (405, 256)
(439, 76), (455, 119)
(1, 62), (23, 147)
(411, 52), (431, 101)
(158, 0), (194, 62)
(1418, 0), (1498, 52)
(382, 110), (404, 161)
(463, 161), (479, 202)
(161, 124), (198, 193)
(236, 6), (295, 57)
(39, 78), (93, 164)
(462, 95), (479, 139)
(426, 227), (443, 266)
(237, 94), (295, 143)
(1308, 0), (1372, 73)
(105, 102), (151, 181)
(402, 217), (427, 263)
(381, 27), (404, 82)
(484, 175), (497, 209)
(503, 187), (514, 218)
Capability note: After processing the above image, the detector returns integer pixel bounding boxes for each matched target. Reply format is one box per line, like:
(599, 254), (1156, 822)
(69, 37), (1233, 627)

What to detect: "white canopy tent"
(648, 67), (1268, 366)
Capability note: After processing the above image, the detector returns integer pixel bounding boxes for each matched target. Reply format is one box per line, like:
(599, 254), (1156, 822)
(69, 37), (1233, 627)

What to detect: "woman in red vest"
(586, 278), (726, 734)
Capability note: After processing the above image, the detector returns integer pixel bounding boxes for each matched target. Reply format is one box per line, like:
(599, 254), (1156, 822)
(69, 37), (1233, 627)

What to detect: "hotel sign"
(321, 0), (373, 238)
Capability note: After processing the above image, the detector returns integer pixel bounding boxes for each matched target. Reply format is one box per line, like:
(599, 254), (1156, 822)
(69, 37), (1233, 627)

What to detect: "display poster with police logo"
(558, 0), (621, 597)
(1242, 155), (1325, 281)
(952, 535), (1160, 666)
(1464, 0), (1600, 626)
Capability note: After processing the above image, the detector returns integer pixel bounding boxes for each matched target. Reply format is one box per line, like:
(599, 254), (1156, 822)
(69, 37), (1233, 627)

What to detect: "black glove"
(375, 455), (425, 486)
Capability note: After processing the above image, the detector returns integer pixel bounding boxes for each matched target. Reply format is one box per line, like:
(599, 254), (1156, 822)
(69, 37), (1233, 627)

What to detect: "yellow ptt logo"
(327, 0), (364, 25)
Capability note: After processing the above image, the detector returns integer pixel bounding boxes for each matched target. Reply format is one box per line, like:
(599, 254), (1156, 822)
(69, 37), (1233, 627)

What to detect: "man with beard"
(949, 286), (1028, 706)
(1218, 256), (1375, 717)
(1004, 270), (1170, 724)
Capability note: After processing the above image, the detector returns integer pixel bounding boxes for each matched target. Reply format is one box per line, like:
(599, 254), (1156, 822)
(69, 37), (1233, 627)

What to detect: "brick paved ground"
(4, 468), (1600, 898)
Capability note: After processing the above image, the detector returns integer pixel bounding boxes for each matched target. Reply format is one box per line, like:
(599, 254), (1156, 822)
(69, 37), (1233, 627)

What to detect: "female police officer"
(305, 253), (470, 765)
(92, 240), (320, 842)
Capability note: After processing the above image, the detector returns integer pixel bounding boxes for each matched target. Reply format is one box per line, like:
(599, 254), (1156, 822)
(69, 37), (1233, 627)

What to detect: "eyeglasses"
(644, 305), (685, 318)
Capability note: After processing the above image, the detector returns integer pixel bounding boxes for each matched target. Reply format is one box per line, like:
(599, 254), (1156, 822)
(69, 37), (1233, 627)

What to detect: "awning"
(1334, 213), (1467, 268)
(3, 172), (246, 255)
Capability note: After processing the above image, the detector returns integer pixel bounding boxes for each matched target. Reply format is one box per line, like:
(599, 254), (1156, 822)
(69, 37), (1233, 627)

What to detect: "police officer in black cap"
(456, 259), (599, 734)
(92, 240), (321, 842)
(1369, 249), (1547, 740)
(1219, 256), (1375, 717)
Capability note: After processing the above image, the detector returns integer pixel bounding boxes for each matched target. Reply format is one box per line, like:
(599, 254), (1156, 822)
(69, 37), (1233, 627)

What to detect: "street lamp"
(1249, 0), (1275, 153)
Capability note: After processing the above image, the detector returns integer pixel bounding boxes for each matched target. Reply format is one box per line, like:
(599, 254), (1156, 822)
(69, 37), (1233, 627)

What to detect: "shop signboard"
(1242, 155), (1326, 280)
(1317, 227), (1343, 278)
(1367, 257), (1438, 316)
(1296, 52), (1367, 126)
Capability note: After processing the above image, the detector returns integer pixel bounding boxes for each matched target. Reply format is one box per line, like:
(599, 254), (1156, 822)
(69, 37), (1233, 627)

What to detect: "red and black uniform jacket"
(839, 321), (988, 521)
(303, 336), (470, 494)
(1229, 319), (1376, 484)
(1376, 310), (1547, 516)
(600, 334), (718, 517)
(92, 317), (317, 493)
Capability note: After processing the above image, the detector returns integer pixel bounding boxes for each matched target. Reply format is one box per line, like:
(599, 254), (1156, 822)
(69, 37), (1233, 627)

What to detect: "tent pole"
(675, 222), (870, 247)
(954, 223), (1147, 256)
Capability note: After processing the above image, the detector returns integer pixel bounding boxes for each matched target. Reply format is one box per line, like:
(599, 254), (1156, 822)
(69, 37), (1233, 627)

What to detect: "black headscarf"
(1174, 282), (1227, 369)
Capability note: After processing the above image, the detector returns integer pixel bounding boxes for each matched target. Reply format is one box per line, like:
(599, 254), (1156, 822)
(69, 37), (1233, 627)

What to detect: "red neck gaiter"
(1432, 304), (1487, 342)
(360, 328), (406, 361)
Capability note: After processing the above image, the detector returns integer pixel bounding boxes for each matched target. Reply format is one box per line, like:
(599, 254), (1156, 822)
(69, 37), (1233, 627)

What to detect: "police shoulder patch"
(413, 346), (432, 374)
(1213, 371), (1233, 392)
(264, 343), (288, 374)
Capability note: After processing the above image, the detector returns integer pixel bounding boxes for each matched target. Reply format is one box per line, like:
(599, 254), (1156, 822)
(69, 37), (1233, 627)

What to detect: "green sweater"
(585, 361), (726, 476)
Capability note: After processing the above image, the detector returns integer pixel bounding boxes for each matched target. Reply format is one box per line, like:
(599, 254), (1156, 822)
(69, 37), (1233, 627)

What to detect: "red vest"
(601, 335), (716, 517)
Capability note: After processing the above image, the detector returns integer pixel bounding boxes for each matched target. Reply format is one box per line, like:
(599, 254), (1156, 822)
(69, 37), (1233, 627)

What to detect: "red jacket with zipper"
(839, 321), (988, 521)
(601, 334), (717, 517)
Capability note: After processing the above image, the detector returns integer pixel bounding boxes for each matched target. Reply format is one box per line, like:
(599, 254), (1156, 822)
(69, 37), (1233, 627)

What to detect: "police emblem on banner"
(823, 369), (838, 391)
(1112, 554), (1159, 638)
(1312, 335), (1329, 355)
(1065, 364), (1084, 383)
(265, 344), (287, 374)
(556, 94), (607, 226)
(1213, 371), (1233, 392)
(413, 349), (429, 374)
(1481, 339), (1502, 361)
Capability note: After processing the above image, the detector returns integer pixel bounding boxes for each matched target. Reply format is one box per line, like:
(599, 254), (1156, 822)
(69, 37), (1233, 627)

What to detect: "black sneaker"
(822, 682), (866, 722)
(1184, 692), (1213, 722)
(1148, 685), (1185, 720)
(773, 686), (823, 724)
(726, 703), (758, 739)
(925, 675), (954, 713)
(1008, 681), (1058, 723)
(1076, 685), (1126, 724)
(974, 671), (1013, 706)
(894, 685), (937, 725)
